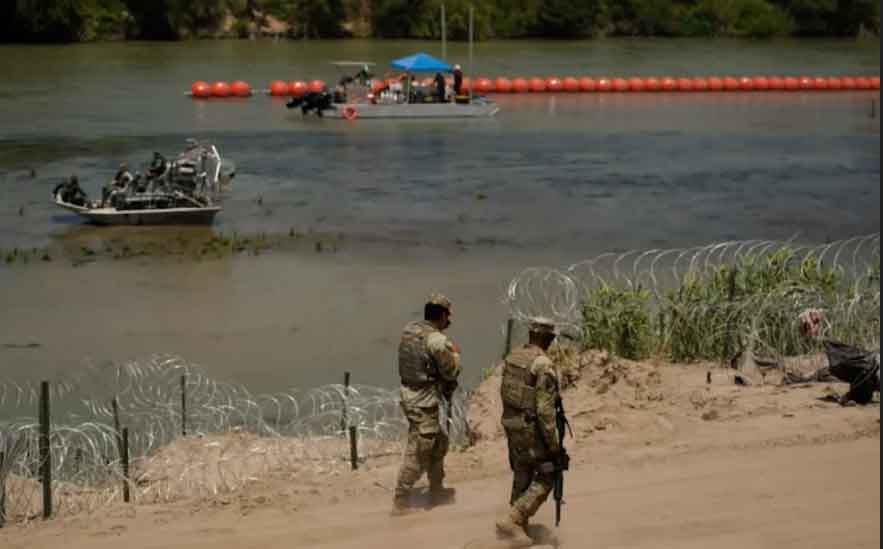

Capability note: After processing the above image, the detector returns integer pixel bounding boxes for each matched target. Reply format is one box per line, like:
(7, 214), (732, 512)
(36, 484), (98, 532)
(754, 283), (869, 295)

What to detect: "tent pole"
(469, 6), (474, 103)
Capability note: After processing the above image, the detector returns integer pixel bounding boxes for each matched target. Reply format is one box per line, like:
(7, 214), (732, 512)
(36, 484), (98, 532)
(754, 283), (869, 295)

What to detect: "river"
(0, 38), (879, 395)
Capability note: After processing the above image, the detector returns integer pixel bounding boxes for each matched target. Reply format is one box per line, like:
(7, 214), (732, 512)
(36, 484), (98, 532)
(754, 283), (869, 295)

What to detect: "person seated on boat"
(132, 171), (149, 194)
(333, 85), (347, 104)
(453, 65), (464, 97)
(149, 152), (168, 179)
(55, 175), (88, 206)
(434, 72), (447, 103)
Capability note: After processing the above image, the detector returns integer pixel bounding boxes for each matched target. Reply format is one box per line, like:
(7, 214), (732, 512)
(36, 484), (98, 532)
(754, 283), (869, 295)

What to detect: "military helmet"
(528, 317), (557, 336)
(426, 293), (452, 312)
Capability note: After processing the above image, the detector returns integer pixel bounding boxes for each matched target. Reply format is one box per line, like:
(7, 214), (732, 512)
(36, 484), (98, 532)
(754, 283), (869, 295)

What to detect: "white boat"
(324, 98), (500, 119)
(53, 140), (231, 226)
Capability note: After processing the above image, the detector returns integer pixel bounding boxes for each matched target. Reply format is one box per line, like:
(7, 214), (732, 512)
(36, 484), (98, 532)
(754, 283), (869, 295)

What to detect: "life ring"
(342, 105), (358, 121)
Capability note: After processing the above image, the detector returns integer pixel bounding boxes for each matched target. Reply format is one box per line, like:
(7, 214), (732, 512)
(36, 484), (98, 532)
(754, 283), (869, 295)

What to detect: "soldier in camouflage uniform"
(392, 293), (462, 515)
(496, 318), (562, 547)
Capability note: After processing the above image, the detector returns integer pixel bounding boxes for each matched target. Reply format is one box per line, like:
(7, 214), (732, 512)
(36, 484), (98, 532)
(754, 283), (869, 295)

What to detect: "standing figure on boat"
(149, 152), (168, 179)
(434, 72), (447, 103)
(453, 65), (464, 97)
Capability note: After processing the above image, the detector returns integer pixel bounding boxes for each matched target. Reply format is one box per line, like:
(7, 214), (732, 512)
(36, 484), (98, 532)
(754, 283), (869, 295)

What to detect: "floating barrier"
(188, 75), (881, 98)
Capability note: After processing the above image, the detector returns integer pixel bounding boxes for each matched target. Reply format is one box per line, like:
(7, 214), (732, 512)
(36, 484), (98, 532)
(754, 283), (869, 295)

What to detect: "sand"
(1, 352), (879, 548)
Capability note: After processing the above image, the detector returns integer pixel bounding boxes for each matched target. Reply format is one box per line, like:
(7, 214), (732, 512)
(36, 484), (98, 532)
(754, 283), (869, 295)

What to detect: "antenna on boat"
(441, 3), (447, 61)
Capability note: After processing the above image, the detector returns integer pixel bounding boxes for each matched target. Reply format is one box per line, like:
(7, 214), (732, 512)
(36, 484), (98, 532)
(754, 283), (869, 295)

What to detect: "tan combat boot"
(495, 508), (533, 547)
(390, 495), (412, 517)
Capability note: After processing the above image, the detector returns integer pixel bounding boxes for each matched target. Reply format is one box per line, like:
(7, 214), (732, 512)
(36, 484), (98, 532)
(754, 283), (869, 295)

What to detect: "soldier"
(496, 318), (562, 547)
(392, 293), (461, 515)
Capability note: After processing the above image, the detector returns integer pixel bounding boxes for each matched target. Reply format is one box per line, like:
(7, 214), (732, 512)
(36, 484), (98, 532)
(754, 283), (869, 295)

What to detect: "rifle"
(553, 395), (572, 527)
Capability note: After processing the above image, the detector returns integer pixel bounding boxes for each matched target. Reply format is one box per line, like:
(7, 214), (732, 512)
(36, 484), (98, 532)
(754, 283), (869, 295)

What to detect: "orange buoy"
(738, 77), (754, 91)
(611, 78), (628, 92)
(855, 77), (871, 90)
(644, 77), (661, 92)
(812, 77), (828, 90)
(211, 81), (231, 98)
(289, 81), (308, 97)
(870, 77), (881, 90)
(840, 77), (857, 90)
(628, 77), (646, 92)
(783, 77), (800, 91)
(799, 76), (814, 90)
(597, 78), (614, 92)
(475, 77), (494, 94)
(529, 78), (547, 93)
(723, 77), (740, 91)
(707, 77), (724, 91)
(692, 77), (709, 91)
(677, 78), (694, 92)
(231, 80), (251, 97)
(563, 77), (580, 92)
(660, 77), (677, 92)
(269, 80), (288, 97)
(767, 77), (785, 91)
(826, 77), (842, 90)
(546, 77), (564, 92)
(578, 77), (597, 92)
(495, 77), (513, 93)
(512, 78), (529, 93)
(309, 80), (326, 93)
(461, 77), (472, 92)
(191, 81), (211, 98)
(753, 77), (769, 91)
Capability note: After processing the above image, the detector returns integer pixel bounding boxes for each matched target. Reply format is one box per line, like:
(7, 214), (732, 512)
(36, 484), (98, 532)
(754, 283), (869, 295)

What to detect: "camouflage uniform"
(497, 320), (561, 541)
(394, 295), (461, 507)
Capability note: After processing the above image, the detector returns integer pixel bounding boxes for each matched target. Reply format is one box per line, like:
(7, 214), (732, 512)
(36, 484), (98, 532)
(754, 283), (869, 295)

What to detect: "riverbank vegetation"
(1, 0), (879, 42)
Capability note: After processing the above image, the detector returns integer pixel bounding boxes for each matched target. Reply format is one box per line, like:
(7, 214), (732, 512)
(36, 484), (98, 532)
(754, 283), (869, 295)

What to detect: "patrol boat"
(53, 140), (232, 226)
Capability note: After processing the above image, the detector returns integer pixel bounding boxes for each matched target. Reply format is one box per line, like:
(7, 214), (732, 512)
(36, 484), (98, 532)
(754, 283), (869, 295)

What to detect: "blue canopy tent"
(390, 53), (452, 74)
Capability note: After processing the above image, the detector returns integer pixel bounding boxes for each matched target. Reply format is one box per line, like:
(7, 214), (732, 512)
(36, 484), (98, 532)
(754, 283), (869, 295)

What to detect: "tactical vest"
(399, 321), (440, 388)
(501, 346), (545, 416)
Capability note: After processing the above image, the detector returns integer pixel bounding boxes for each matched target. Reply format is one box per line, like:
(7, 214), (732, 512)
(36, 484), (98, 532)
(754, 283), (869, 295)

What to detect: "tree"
(535, 0), (604, 37)
(294, 0), (347, 37)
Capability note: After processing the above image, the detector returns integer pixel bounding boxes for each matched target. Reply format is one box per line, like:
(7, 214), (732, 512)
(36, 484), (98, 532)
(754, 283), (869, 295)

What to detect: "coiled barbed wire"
(506, 234), (881, 358)
(0, 355), (470, 525)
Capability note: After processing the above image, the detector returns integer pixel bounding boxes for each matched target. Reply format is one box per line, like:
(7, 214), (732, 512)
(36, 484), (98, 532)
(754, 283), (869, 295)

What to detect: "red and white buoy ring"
(342, 105), (359, 121)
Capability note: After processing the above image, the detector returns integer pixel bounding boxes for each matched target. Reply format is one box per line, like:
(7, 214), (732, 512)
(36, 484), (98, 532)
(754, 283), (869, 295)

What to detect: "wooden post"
(349, 426), (359, 471)
(503, 318), (514, 359)
(39, 381), (52, 519)
(181, 374), (187, 437)
(121, 428), (131, 503)
(112, 397), (122, 436)
(341, 372), (351, 432)
(0, 451), (6, 528)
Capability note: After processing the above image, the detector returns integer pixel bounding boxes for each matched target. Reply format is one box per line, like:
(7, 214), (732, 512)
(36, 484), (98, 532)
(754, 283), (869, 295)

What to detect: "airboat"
(53, 140), (233, 226)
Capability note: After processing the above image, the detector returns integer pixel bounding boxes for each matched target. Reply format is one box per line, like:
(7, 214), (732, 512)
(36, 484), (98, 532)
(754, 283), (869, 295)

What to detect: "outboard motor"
(286, 91), (333, 117)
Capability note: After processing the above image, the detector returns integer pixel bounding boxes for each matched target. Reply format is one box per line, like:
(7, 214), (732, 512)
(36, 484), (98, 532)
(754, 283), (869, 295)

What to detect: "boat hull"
(55, 199), (220, 226)
(324, 102), (499, 119)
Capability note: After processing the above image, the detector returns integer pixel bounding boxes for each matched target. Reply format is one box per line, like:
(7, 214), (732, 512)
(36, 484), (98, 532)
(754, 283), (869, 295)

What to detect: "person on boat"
(434, 72), (447, 103)
(54, 175), (88, 206)
(453, 65), (464, 97)
(149, 152), (167, 179)
(356, 64), (372, 86)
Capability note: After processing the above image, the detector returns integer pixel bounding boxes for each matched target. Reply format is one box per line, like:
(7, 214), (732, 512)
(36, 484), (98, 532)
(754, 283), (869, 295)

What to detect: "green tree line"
(1, 0), (879, 42)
